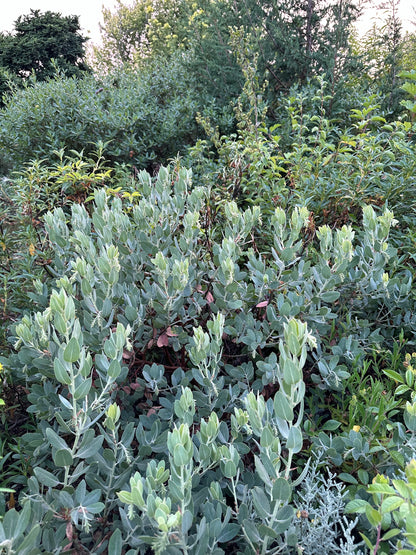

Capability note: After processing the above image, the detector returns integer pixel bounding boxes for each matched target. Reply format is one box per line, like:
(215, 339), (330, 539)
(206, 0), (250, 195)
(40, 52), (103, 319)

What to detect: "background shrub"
(0, 54), (201, 174)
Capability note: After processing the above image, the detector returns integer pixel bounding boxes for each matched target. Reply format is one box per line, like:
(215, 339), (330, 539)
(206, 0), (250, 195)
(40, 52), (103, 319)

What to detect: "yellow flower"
(0, 241), (5, 251)
(352, 425), (361, 432)
(0, 363), (3, 372)
(29, 243), (35, 256)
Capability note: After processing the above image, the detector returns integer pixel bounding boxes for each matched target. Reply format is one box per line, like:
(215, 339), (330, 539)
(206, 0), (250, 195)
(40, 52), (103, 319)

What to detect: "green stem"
(103, 431), (118, 517)
(230, 472), (240, 515)
(261, 494), (284, 555)
(241, 528), (257, 553)
(285, 448), (294, 481)
(63, 427), (82, 488)
(180, 466), (190, 553)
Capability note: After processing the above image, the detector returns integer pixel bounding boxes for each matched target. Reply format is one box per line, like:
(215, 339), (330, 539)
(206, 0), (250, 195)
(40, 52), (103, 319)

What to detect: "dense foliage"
(0, 54), (200, 174)
(94, 0), (360, 106)
(1, 1), (416, 553)
(0, 10), (89, 104)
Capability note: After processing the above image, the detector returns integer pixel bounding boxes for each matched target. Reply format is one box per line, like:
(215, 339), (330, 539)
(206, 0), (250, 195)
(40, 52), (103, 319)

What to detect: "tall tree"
(242, 0), (361, 93)
(94, 0), (243, 102)
(379, 0), (404, 112)
(0, 10), (89, 82)
(95, 0), (192, 69)
(95, 0), (361, 108)
(401, 31), (416, 72)
(356, 0), (407, 115)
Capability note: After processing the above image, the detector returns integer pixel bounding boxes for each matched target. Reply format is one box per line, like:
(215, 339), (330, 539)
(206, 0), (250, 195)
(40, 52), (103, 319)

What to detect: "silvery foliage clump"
(4, 165), (413, 552)
(293, 461), (363, 555)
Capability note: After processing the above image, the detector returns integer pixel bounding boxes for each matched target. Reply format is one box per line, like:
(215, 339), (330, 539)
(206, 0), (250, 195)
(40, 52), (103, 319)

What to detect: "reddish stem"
(373, 523), (382, 555)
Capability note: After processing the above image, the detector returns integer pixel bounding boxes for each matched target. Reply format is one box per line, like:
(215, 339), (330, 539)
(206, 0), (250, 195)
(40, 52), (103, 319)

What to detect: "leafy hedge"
(0, 55), (200, 174)
(2, 65), (416, 555)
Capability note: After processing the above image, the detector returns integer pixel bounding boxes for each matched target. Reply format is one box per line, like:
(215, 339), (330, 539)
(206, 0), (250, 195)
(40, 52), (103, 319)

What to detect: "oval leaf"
(274, 390), (294, 422)
(73, 378), (92, 400)
(321, 419), (341, 431)
(54, 359), (71, 385)
(108, 529), (123, 555)
(46, 427), (69, 451)
(53, 448), (74, 467)
(286, 427), (303, 453)
(272, 478), (292, 501)
(34, 467), (60, 487)
(63, 337), (80, 363)
(157, 333), (169, 347)
(321, 291), (340, 303)
(104, 339), (117, 359)
(223, 460), (237, 479)
(345, 499), (370, 513)
(381, 496), (404, 513)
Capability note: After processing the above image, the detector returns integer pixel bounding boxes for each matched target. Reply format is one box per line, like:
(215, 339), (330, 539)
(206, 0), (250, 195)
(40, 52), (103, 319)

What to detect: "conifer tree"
(0, 10), (89, 81)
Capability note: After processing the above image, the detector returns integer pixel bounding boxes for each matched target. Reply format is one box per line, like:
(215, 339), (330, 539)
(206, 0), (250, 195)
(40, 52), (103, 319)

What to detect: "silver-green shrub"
(5, 164), (414, 552)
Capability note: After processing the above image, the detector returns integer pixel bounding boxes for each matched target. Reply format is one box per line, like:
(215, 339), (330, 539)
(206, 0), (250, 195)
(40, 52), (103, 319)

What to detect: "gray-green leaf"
(64, 337), (80, 363)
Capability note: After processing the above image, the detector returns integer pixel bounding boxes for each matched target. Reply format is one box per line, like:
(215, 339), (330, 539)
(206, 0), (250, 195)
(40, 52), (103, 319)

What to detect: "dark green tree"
(187, 0), (362, 109)
(355, 0), (409, 117)
(377, 0), (404, 114)
(0, 9), (89, 82)
(241, 0), (361, 94)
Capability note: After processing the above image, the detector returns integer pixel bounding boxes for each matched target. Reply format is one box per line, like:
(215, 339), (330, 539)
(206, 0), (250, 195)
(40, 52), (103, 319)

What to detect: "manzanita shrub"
(2, 165), (416, 552)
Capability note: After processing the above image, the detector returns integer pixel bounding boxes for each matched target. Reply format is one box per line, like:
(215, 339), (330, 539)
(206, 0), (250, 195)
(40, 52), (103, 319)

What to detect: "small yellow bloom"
(296, 510), (301, 518)
(352, 425), (361, 432)
(29, 243), (35, 256)
(0, 363), (3, 372)
(0, 241), (5, 251)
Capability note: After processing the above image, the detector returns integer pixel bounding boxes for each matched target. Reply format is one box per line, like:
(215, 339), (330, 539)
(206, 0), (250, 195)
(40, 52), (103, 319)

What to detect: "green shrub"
(0, 146), (119, 352)
(346, 459), (416, 554)
(188, 74), (416, 248)
(0, 55), (200, 174)
(2, 163), (414, 551)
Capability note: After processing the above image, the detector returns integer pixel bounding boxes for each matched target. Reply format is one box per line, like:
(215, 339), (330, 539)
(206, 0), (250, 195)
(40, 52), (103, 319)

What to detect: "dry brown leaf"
(157, 333), (169, 347)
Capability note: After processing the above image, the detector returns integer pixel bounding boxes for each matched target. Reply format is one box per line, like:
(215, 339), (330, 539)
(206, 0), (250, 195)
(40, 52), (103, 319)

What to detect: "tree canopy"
(94, 0), (361, 107)
(0, 9), (89, 82)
